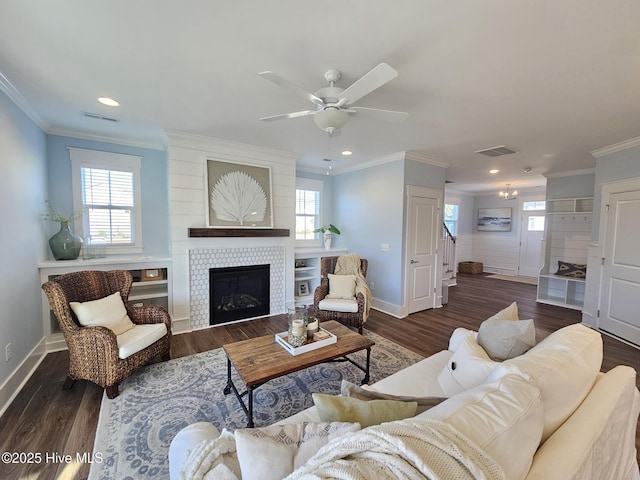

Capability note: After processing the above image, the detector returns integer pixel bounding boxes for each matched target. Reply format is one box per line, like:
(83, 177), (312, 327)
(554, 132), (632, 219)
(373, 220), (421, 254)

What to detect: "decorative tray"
(275, 327), (337, 356)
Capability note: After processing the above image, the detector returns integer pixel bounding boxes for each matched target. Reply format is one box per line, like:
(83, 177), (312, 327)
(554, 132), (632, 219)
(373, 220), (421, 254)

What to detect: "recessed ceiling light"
(98, 97), (120, 107)
(489, 169), (500, 174)
(341, 150), (352, 156)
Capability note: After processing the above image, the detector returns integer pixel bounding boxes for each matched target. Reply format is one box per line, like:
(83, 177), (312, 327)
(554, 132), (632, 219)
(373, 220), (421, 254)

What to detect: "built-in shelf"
(537, 197), (592, 311)
(189, 228), (290, 238)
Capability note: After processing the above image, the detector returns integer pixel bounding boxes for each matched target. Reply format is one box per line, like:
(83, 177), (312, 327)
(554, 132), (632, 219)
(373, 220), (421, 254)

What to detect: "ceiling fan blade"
(350, 106), (408, 123)
(259, 71), (324, 105)
(338, 63), (398, 105)
(259, 110), (317, 122)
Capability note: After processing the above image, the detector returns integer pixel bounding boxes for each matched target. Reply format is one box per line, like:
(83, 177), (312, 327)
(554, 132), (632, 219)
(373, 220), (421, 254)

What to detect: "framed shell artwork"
(206, 159), (273, 228)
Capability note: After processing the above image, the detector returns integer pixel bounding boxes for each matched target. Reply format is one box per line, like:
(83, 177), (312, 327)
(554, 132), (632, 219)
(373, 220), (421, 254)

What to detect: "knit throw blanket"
(182, 418), (505, 480)
(284, 418), (505, 480)
(335, 254), (372, 322)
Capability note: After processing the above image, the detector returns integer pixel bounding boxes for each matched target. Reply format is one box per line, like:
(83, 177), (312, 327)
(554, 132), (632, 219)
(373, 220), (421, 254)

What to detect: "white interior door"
(599, 190), (640, 346)
(519, 212), (545, 277)
(406, 187), (439, 314)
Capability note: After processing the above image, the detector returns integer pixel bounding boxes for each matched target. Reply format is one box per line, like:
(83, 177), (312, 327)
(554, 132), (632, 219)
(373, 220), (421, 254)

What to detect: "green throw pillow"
(340, 380), (446, 414)
(312, 393), (417, 428)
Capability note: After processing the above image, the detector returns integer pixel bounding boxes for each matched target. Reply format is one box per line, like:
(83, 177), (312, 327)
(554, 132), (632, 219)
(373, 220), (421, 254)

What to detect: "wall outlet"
(370, 281), (375, 291)
(5, 343), (11, 362)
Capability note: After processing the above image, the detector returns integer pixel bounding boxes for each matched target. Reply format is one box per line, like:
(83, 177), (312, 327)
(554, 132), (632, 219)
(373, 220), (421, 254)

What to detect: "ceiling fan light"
(313, 107), (349, 132)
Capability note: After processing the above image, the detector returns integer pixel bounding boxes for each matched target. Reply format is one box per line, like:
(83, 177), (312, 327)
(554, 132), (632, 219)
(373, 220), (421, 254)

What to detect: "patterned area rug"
(487, 274), (538, 285)
(89, 330), (423, 480)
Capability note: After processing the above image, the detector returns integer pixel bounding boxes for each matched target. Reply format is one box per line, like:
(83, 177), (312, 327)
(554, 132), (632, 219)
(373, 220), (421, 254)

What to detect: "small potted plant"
(314, 224), (341, 249)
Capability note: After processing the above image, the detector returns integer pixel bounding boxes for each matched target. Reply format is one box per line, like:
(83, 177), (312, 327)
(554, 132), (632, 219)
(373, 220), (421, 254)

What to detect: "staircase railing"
(442, 223), (457, 285)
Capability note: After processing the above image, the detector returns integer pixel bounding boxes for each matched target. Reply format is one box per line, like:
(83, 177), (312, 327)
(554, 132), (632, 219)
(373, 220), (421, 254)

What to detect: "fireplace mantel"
(189, 228), (290, 238)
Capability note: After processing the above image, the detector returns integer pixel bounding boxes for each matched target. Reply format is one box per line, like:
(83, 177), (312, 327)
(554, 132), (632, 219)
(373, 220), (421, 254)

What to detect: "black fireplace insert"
(209, 264), (270, 325)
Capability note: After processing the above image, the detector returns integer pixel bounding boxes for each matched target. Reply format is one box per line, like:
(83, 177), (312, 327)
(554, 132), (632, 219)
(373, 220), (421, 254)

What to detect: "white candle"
(291, 319), (305, 337)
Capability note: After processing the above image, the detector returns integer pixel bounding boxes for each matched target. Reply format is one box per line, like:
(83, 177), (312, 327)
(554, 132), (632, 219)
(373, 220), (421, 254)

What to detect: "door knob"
(410, 260), (419, 264)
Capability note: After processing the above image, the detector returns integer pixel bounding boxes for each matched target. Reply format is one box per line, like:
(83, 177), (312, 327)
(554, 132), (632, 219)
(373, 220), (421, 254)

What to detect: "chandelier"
(498, 184), (518, 200)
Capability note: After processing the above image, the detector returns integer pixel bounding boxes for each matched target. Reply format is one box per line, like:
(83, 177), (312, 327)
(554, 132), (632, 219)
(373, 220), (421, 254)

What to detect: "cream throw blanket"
(181, 418), (505, 480)
(284, 418), (505, 480)
(334, 254), (371, 322)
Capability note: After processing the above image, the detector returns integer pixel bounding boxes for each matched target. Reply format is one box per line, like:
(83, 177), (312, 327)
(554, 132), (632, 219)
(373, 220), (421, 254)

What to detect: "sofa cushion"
(235, 422), (360, 480)
(365, 350), (451, 398)
(340, 380), (446, 414)
(477, 318), (537, 360)
(487, 323), (603, 442)
(312, 393), (417, 428)
(116, 323), (167, 359)
(419, 373), (544, 480)
(437, 334), (500, 396)
(70, 291), (135, 335)
(447, 327), (477, 351)
(326, 273), (357, 299)
(318, 298), (358, 313)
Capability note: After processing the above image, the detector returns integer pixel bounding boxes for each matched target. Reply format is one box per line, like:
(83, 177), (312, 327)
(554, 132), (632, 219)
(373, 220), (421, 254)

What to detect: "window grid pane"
(296, 188), (320, 240)
(81, 167), (134, 245)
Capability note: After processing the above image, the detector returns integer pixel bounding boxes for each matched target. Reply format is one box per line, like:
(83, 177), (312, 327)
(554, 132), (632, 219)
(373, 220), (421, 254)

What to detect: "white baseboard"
(171, 317), (191, 334)
(0, 338), (47, 418)
(370, 298), (407, 318)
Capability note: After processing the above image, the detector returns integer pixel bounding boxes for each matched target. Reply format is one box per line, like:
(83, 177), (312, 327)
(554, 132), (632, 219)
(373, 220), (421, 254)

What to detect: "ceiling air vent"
(475, 145), (517, 157)
(83, 112), (119, 122)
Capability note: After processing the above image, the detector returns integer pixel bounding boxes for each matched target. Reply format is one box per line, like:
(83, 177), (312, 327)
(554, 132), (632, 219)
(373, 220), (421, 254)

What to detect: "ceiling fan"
(259, 63), (408, 133)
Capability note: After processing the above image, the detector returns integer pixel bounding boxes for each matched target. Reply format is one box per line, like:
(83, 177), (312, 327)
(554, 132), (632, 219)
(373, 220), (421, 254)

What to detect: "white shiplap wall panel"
(472, 234), (520, 275)
(168, 133), (297, 329)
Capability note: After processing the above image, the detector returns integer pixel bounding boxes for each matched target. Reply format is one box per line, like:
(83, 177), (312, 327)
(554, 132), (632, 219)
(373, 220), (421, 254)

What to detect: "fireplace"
(209, 264), (270, 325)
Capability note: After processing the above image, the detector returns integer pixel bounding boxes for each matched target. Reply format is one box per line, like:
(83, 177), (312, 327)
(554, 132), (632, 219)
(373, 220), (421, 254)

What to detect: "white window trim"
(70, 147), (143, 254)
(295, 177), (324, 247)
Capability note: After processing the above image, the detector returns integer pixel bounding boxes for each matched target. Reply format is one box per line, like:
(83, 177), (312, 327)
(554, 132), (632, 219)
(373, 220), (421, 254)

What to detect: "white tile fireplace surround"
(189, 246), (286, 329)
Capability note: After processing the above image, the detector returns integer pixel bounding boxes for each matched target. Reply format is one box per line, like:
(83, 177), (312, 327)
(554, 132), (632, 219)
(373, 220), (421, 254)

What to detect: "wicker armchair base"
(42, 270), (172, 399)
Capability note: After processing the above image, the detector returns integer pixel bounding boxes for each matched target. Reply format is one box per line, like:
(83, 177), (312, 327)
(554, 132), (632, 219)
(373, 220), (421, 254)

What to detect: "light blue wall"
(46, 135), (170, 256)
(296, 170), (333, 232)
(473, 194), (520, 236)
(332, 160), (405, 305)
(546, 173), (595, 200)
(0, 91), (48, 387)
(593, 147), (640, 241)
(444, 190), (475, 235)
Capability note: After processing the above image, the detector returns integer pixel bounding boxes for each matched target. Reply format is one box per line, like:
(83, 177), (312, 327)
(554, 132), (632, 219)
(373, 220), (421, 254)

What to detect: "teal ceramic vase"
(49, 222), (83, 260)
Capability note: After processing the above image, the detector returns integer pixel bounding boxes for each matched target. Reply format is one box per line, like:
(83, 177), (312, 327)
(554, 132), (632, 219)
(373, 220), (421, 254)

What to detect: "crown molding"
(405, 151), (450, 168)
(47, 127), (167, 151)
(543, 168), (595, 179)
(591, 136), (640, 158)
(0, 70), (48, 131)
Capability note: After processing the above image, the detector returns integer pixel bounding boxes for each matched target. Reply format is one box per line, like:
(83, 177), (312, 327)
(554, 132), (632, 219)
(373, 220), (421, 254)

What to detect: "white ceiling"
(1, 1), (639, 193)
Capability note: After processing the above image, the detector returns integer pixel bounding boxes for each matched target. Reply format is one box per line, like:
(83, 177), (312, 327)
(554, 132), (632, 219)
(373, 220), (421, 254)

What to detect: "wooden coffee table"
(223, 320), (375, 427)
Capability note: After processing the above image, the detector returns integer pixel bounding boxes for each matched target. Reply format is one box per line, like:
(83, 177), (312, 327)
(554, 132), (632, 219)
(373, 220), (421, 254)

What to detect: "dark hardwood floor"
(1, 273), (638, 479)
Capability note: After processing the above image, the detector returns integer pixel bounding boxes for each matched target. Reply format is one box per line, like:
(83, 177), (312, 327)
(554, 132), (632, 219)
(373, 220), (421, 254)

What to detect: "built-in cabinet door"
(406, 186), (439, 314)
(599, 189), (640, 346)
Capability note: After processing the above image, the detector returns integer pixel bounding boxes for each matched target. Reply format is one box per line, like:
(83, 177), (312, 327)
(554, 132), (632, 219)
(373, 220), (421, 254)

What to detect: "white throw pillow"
(487, 323), (603, 442)
(437, 334), (500, 396)
(234, 422), (360, 480)
(70, 291), (135, 335)
(420, 374), (544, 480)
(326, 274), (357, 299)
(477, 318), (537, 360)
(488, 301), (519, 321)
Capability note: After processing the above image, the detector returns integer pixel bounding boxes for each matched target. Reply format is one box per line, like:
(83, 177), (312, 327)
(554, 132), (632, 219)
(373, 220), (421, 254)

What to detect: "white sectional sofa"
(170, 316), (640, 480)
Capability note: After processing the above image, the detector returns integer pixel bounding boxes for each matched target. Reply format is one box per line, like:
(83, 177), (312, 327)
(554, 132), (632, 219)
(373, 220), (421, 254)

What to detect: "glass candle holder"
(287, 304), (308, 347)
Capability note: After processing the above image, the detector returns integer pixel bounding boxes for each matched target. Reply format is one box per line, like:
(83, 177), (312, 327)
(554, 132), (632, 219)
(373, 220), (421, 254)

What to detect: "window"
(295, 178), (323, 244)
(527, 215), (546, 232)
(444, 203), (459, 236)
(523, 200), (546, 211)
(70, 148), (143, 254)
